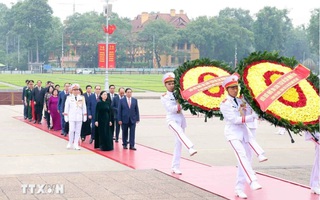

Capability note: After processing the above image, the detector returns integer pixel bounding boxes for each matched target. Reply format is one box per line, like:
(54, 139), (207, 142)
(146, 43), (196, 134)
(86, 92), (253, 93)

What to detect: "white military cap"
(162, 72), (175, 85)
(222, 74), (239, 88)
(70, 83), (80, 90)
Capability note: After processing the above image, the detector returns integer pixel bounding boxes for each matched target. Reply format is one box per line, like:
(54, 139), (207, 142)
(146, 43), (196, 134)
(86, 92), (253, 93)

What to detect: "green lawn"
(0, 74), (165, 92)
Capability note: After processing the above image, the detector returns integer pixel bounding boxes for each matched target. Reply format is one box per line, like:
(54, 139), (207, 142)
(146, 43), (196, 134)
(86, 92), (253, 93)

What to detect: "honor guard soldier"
(220, 74), (267, 199)
(304, 131), (320, 195)
(161, 72), (197, 175)
(64, 84), (87, 150)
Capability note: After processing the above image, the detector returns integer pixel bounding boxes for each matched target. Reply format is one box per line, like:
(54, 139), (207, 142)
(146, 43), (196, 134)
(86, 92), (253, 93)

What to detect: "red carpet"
(17, 116), (318, 200)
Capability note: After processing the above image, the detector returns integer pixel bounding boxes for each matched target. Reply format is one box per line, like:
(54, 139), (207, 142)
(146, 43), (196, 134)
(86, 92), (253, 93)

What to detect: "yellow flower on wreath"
(245, 62), (320, 124)
(181, 66), (231, 110)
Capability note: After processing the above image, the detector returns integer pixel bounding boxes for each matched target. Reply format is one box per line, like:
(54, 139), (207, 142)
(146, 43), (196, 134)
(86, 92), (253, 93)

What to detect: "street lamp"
(103, 0), (112, 92)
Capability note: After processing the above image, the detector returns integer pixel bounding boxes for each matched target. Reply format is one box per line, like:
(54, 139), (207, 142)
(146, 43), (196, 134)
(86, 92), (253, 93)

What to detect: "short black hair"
(25, 80), (29, 83)
(109, 84), (115, 89)
(125, 88), (132, 92)
(86, 85), (92, 89)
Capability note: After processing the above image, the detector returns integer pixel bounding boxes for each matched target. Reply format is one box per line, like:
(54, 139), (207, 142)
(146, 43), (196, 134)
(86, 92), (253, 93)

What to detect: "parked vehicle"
(76, 68), (94, 74)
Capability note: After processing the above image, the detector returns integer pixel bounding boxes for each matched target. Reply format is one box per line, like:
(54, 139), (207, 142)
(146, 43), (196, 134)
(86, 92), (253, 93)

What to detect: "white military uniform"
(64, 94), (87, 149)
(243, 101), (263, 162)
(305, 131), (320, 194)
(161, 90), (194, 170)
(220, 75), (265, 194)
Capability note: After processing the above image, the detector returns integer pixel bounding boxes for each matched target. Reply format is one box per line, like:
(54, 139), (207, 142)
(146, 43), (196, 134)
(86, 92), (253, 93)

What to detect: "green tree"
(218, 8), (253, 31)
(44, 17), (63, 67)
(253, 7), (293, 54)
(107, 15), (132, 68)
(0, 3), (9, 66)
(307, 9), (319, 55)
(138, 19), (177, 68)
(9, 0), (53, 64)
(184, 16), (218, 59)
(284, 26), (311, 62)
(64, 11), (105, 68)
(214, 8), (254, 64)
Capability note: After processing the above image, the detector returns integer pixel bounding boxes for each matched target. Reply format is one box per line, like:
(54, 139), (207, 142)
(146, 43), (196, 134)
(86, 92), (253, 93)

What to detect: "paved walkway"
(0, 94), (317, 199)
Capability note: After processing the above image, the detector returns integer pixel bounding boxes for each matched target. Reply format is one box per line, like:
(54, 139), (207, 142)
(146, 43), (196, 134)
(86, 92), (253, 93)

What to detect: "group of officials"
(22, 80), (140, 152)
(22, 74), (319, 199)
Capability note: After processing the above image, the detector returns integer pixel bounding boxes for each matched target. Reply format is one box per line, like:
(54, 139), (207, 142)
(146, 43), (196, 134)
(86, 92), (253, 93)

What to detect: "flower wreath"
(237, 51), (319, 134)
(174, 58), (234, 119)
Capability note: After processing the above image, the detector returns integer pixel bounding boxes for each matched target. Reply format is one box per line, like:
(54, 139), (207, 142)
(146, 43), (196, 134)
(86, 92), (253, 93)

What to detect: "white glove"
(64, 116), (69, 122)
(83, 115), (87, 122)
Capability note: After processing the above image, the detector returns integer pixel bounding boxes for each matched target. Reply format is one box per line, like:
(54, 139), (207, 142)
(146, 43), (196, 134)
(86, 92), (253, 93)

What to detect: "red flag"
(108, 24), (116, 34)
(102, 24), (116, 35)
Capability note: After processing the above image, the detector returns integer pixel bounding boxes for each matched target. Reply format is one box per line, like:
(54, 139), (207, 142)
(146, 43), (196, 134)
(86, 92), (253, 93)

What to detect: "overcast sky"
(1, 0), (318, 26)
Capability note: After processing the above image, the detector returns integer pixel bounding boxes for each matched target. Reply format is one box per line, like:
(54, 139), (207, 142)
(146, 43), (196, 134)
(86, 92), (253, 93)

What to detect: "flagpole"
(104, 0), (109, 92)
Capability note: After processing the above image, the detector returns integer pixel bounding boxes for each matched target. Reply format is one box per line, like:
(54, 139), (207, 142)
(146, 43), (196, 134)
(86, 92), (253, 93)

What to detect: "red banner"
(98, 43), (116, 68)
(108, 43), (116, 69)
(98, 43), (106, 68)
(256, 64), (310, 111)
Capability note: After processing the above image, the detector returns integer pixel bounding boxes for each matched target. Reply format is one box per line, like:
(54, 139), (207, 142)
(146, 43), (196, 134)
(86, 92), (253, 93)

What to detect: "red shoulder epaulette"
(161, 92), (167, 97)
(222, 99), (227, 103)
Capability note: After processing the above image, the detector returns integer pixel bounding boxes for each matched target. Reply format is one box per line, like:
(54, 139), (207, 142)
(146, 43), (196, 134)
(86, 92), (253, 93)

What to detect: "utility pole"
(18, 35), (20, 63)
(6, 34), (9, 70)
(61, 27), (64, 68)
(234, 44), (237, 68)
(103, 0), (113, 92)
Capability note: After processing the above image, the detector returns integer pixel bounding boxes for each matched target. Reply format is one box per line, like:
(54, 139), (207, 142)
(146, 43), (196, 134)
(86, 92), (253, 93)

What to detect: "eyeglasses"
(96, 88), (101, 90)
(73, 89), (79, 91)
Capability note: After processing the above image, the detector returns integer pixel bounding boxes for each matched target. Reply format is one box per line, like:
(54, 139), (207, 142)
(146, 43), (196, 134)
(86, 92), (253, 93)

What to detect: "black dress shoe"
(129, 147), (137, 151)
(89, 138), (93, 144)
(81, 137), (85, 142)
(63, 132), (68, 137)
(33, 121), (37, 124)
(123, 146), (128, 149)
(115, 140), (118, 143)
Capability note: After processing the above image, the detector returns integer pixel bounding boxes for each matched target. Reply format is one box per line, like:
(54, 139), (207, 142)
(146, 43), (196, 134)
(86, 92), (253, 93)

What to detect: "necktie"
(128, 98), (131, 108)
(233, 98), (238, 106)
(173, 93), (177, 100)
(75, 96), (77, 101)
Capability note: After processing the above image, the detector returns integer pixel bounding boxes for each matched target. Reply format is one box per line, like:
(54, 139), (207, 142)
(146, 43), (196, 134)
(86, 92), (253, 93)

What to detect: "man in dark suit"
(108, 84), (118, 139)
(111, 87), (125, 142)
(81, 85), (92, 141)
(118, 88), (140, 150)
(22, 80), (29, 120)
(88, 85), (102, 144)
(58, 83), (70, 135)
(32, 80), (45, 124)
